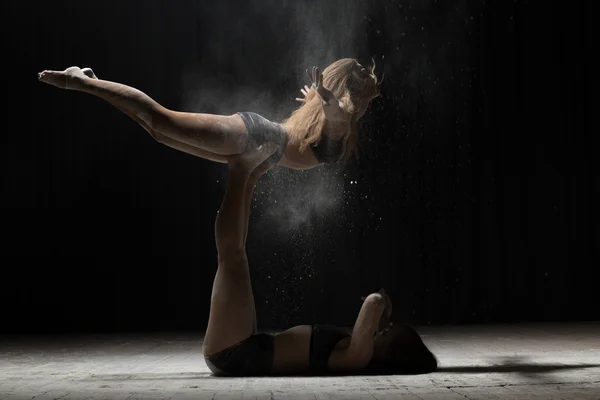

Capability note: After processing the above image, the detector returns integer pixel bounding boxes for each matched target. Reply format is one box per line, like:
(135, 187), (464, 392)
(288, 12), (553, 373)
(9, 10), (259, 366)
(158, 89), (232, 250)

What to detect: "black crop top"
(309, 324), (350, 374)
(311, 134), (345, 164)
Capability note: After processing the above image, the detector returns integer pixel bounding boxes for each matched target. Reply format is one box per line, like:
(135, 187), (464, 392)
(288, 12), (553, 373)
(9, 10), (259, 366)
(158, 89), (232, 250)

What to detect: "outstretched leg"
(77, 68), (228, 163)
(38, 67), (247, 155)
(202, 143), (278, 357)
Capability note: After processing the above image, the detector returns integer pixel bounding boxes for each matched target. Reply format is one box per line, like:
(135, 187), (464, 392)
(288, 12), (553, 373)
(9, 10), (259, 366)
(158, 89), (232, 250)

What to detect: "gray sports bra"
(311, 134), (345, 163)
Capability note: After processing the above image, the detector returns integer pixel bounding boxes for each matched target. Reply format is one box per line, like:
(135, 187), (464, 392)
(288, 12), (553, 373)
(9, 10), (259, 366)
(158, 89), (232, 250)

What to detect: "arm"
(296, 66), (347, 122)
(328, 293), (387, 372)
(318, 89), (346, 122)
(361, 288), (393, 332)
(312, 66), (345, 121)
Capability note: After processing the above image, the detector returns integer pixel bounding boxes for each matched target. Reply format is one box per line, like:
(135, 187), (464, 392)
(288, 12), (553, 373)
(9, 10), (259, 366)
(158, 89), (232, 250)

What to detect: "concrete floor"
(1, 323), (599, 400)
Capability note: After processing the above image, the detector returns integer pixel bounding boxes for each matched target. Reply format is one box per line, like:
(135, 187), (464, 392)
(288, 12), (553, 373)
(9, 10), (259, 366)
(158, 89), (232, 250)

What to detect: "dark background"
(2, 0), (597, 334)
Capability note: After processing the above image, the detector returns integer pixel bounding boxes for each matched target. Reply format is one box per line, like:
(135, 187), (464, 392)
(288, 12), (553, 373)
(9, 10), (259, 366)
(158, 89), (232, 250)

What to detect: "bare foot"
(37, 66), (90, 90)
(229, 143), (279, 173)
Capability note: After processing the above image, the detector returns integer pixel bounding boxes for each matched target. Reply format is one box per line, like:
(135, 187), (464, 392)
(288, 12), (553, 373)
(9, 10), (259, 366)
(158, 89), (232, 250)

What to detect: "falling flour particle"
(254, 165), (345, 233)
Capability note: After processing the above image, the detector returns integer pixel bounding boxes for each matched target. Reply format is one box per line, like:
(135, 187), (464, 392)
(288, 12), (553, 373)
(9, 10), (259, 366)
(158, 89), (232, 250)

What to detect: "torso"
(279, 144), (320, 170)
(270, 325), (351, 375)
(271, 325), (312, 373)
(279, 120), (350, 170)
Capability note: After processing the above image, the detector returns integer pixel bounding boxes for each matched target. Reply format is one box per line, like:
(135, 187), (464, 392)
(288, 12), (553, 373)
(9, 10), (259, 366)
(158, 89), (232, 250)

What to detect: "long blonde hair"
(281, 58), (380, 162)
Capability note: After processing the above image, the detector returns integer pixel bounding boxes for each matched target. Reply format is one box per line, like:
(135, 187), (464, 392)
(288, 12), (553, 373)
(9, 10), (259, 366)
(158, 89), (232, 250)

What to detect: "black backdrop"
(2, 0), (597, 333)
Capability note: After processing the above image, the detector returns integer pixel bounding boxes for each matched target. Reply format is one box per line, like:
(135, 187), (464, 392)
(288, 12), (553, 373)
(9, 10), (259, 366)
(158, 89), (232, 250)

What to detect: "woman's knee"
(215, 228), (245, 255)
(146, 106), (173, 133)
(217, 248), (247, 268)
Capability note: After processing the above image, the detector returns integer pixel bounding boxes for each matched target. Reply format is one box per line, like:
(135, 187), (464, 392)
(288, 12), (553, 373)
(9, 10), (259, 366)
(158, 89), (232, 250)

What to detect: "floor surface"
(1, 322), (599, 399)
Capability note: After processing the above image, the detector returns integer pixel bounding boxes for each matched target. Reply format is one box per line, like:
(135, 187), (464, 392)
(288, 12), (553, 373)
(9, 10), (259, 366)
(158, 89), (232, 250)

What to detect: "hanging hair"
(281, 58), (380, 162)
(366, 324), (439, 375)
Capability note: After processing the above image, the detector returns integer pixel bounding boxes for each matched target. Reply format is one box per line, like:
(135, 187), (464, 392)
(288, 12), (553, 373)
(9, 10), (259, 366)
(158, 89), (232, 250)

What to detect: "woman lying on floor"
(203, 143), (438, 376)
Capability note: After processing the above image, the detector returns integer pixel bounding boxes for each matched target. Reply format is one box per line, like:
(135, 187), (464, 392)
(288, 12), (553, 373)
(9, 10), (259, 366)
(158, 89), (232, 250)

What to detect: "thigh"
(110, 101), (229, 162)
(203, 255), (257, 356)
(157, 112), (249, 155)
(158, 133), (228, 163)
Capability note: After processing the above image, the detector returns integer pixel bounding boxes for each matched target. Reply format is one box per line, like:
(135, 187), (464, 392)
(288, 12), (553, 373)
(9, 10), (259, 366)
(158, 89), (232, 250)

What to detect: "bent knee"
(217, 248), (247, 267)
(146, 106), (175, 132)
(215, 234), (245, 257)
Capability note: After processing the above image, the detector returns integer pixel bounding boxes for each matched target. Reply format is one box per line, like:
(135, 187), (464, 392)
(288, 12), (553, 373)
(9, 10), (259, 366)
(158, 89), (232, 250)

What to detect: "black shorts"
(204, 333), (275, 376)
(309, 324), (349, 374)
(237, 112), (289, 164)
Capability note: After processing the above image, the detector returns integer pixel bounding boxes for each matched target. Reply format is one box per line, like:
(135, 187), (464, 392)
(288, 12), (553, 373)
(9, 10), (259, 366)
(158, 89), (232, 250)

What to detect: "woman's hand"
(296, 66), (346, 121)
(308, 66), (335, 104)
(295, 84), (312, 104)
(377, 288), (393, 321)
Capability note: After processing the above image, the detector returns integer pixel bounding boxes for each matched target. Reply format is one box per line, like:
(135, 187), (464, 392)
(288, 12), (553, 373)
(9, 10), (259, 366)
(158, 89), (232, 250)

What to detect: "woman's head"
(282, 58), (381, 161)
(370, 324), (439, 375)
(321, 58), (380, 114)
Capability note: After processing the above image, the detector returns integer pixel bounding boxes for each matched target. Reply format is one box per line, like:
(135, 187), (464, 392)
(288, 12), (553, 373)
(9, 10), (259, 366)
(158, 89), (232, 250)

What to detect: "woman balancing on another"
(38, 59), (380, 168)
(202, 142), (438, 376)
